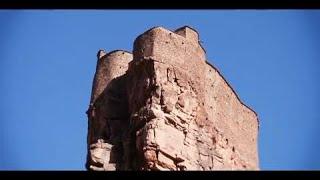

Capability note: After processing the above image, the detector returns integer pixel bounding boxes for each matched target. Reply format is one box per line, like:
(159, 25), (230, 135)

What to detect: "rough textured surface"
(86, 26), (259, 171)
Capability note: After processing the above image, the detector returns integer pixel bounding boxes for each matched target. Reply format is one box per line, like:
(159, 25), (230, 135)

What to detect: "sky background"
(0, 10), (319, 170)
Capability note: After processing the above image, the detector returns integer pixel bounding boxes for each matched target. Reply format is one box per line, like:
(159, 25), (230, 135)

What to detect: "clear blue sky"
(1, 10), (319, 170)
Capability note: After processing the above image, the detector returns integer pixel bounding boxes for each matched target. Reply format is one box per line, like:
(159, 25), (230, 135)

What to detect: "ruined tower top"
(86, 26), (259, 171)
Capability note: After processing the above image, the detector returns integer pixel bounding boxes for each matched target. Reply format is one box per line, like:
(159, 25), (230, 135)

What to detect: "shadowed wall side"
(86, 50), (132, 170)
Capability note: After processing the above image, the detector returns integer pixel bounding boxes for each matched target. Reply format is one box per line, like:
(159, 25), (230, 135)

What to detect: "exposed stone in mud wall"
(86, 26), (259, 171)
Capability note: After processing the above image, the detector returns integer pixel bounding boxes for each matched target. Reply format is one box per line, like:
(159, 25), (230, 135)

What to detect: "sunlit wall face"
(0, 10), (319, 170)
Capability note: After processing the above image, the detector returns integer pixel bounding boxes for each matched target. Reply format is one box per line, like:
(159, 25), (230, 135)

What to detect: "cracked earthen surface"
(86, 26), (259, 171)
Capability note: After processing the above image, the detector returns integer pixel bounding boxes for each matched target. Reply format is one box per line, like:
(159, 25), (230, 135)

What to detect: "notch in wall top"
(97, 49), (107, 59)
(135, 25), (200, 42)
(174, 26), (199, 43)
(174, 26), (206, 54)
